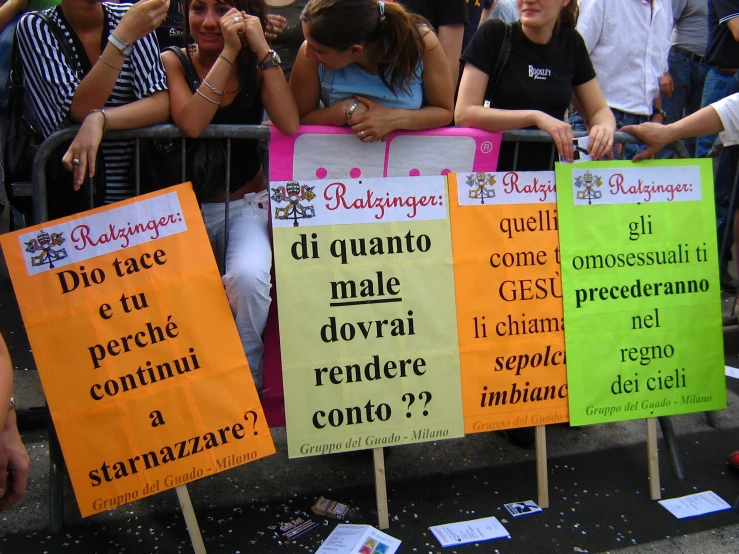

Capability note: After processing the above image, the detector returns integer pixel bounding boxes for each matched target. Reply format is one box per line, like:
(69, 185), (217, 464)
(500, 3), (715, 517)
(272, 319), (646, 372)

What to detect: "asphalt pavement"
(1, 206), (739, 554)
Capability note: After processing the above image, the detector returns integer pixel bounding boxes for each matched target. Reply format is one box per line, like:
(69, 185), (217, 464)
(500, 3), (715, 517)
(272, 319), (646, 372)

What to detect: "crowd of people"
(0, 0), (738, 512)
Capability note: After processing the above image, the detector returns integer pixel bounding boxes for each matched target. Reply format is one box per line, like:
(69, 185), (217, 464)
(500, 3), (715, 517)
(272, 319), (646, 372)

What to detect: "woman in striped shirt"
(16, 0), (170, 208)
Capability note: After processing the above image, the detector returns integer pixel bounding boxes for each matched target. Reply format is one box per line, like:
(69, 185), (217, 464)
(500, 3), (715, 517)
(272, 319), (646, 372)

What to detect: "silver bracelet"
(89, 108), (109, 133)
(202, 79), (225, 96)
(9, 395), (15, 410)
(196, 88), (223, 105)
(346, 99), (360, 122)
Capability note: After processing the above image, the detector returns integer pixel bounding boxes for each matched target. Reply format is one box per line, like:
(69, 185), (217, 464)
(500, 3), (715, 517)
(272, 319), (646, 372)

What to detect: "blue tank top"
(319, 62), (424, 110)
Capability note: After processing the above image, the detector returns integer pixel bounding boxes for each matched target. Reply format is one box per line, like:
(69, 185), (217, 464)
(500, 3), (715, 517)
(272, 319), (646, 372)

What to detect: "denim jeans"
(201, 190), (272, 388)
(569, 109), (648, 160)
(696, 68), (736, 158)
(715, 72), (739, 271)
(661, 48), (710, 157)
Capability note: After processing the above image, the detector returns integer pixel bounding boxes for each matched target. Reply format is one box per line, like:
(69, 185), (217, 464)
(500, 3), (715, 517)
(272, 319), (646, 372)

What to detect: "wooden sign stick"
(535, 426), (549, 508)
(373, 447), (390, 529)
(646, 418), (661, 500)
(176, 485), (207, 554)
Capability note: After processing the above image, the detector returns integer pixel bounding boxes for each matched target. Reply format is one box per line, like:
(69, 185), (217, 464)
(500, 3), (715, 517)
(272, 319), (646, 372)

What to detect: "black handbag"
(3, 10), (106, 222)
(138, 47), (227, 202)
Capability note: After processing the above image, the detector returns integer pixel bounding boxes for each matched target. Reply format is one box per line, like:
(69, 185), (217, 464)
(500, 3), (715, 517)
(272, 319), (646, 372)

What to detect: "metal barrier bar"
(14, 125), (691, 531)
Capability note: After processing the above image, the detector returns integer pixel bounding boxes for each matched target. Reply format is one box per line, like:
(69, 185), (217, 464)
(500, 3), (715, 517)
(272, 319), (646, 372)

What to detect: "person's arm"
(166, 8), (262, 137)
(437, 24), (464, 88)
(455, 63), (577, 160)
(289, 41), (361, 126)
(0, 0), (26, 35)
(0, 334), (29, 513)
(573, 78), (616, 160)
(622, 103), (727, 161)
(17, 0), (169, 126)
(62, 91), (170, 187)
(349, 30), (453, 141)
(0, 335), (12, 432)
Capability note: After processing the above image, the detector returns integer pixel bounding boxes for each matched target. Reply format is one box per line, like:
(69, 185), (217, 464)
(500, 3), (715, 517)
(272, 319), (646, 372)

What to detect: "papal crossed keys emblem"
(466, 172), (496, 204)
(271, 181), (316, 227)
(574, 170), (603, 204)
(25, 230), (68, 269)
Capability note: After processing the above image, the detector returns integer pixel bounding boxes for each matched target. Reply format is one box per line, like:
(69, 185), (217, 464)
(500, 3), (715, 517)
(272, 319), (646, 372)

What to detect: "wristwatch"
(257, 49), (281, 71)
(108, 33), (133, 57)
(652, 108), (667, 118)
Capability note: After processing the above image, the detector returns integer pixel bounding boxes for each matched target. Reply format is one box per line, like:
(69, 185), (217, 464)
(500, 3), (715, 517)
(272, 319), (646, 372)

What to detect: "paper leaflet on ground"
(658, 491), (731, 519)
(316, 524), (400, 554)
(272, 175), (464, 458)
(504, 500), (543, 517)
(0, 184), (274, 516)
(429, 516), (510, 547)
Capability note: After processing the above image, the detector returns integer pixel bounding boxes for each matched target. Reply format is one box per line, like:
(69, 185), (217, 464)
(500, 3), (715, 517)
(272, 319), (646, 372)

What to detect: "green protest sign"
(556, 160), (726, 425)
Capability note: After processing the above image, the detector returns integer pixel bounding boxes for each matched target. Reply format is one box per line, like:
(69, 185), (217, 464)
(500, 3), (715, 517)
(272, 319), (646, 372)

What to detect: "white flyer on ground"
(504, 500), (543, 517)
(429, 516), (510, 547)
(316, 524), (401, 554)
(658, 491), (731, 519)
(726, 365), (739, 379)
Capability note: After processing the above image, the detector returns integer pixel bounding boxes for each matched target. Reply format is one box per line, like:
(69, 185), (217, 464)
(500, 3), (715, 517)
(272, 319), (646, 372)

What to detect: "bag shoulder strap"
(165, 46), (201, 93)
(484, 21), (513, 107)
(36, 10), (78, 71)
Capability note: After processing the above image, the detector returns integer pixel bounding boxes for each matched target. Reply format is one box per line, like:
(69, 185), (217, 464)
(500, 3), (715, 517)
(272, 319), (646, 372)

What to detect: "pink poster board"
(262, 125), (502, 427)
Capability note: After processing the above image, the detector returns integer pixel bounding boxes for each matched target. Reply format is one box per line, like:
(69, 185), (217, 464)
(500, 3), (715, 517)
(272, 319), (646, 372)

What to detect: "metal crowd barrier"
(12, 125), (690, 532)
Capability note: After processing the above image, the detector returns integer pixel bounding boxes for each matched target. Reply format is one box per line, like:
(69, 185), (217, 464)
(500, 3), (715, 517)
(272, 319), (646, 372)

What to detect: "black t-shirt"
(398, 0), (468, 30)
(705, 0), (739, 68)
(463, 0), (493, 50)
(462, 19), (596, 170)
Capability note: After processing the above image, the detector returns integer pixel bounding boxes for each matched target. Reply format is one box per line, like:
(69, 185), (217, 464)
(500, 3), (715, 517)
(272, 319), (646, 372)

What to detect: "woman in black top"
(455, 0), (615, 170)
(162, 0), (298, 388)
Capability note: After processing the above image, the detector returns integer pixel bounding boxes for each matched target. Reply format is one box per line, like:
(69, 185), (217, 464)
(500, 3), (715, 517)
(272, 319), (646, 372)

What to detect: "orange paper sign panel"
(0, 185), (274, 516)
(449, 173), (569, 433)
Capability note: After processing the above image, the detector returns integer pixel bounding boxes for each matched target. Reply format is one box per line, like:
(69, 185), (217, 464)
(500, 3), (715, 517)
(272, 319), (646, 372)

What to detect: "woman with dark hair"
(455, 0), (615, 170)
(290, 0), (454, 143)
(161, 0), (298, 388)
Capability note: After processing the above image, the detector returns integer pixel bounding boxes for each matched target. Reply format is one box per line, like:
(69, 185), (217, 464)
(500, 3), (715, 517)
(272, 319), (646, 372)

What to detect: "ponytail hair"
(301, 0), (427, 95)
(558, 0), (579, 28)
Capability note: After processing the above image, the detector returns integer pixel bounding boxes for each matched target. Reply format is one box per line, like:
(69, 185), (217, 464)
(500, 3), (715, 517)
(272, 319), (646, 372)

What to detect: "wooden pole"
(535, 425), (549, 508)
(176, 485), (207, 554)
(373, 447), (390, 529)
(646, 418), (661, 500)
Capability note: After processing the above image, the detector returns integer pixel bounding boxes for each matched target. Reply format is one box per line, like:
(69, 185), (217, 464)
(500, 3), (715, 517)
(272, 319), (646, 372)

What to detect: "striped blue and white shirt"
(17, 3), (167, 203)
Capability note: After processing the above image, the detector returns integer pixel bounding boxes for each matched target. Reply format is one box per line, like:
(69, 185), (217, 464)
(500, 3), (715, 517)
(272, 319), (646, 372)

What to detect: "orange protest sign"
(449, 173), (568, 433)
(0, 185), (274, 516)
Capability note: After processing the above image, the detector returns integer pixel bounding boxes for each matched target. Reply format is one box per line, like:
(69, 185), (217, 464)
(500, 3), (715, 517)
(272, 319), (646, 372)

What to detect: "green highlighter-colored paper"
(556, 160), (726, 425)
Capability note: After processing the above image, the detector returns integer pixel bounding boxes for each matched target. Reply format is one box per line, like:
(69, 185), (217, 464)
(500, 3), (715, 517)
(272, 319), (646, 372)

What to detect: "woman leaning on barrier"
(454, 0), (615, 170)
(289, 0), (454, 142)
(16, 0), (170, 213)
(161, 0), (298, 389)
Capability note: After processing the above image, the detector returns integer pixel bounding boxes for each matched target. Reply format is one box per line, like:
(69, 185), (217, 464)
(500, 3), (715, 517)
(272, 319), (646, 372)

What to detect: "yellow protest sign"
(271, 176), (464, 457)
(449, 172), (568, 433)
(0, 185), (274, 516)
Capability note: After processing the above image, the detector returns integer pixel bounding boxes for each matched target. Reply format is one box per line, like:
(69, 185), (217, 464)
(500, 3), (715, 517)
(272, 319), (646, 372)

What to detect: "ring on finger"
(72, 158), (80, 165)
(233, 16), (240, 22)
(360, 130), (366, 138)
